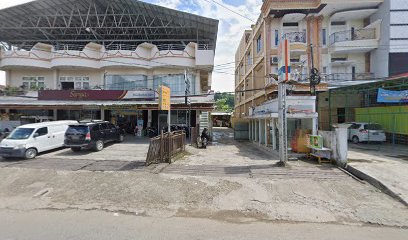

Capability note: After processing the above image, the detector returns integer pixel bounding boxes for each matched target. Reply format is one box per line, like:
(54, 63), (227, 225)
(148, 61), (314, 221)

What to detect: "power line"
(201, 0), (255, 22)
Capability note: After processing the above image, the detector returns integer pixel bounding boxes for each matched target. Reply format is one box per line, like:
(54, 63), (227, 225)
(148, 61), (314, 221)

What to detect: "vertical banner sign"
(277, 39), (291, 82)
(159, 85), (171, 110)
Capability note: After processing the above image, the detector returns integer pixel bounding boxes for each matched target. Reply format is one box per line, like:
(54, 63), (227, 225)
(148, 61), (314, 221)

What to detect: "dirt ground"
(0, 128), (407, 228)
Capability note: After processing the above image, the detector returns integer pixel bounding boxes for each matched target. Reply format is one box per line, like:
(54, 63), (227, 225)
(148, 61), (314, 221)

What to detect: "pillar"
(249, 120), (252, 141)
(271, 118), (276, 150)
(264, 119), (268, 146)
(255, 119), (258, 142)
(53, 109), (58, 121)
(100, 109), (105, 121)
(258, 119), (262, 146)
(148, 110), (152, 127)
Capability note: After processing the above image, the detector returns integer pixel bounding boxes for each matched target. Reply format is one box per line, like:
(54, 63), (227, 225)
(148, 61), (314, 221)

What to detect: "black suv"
(64, 120), (124, 152)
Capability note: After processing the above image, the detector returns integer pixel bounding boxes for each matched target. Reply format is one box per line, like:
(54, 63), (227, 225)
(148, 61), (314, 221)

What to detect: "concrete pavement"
(347, 143), (408, 206)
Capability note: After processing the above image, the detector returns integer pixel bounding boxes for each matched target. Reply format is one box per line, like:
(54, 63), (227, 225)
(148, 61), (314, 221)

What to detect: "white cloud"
(0, 0), (263, 92)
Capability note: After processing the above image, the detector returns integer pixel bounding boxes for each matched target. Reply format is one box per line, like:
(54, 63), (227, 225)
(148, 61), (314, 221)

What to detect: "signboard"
(277, 38), (291, 82)
(377, 88), (408, 103)
(159, 85), (171, 110)
(38, 90), (155, 101)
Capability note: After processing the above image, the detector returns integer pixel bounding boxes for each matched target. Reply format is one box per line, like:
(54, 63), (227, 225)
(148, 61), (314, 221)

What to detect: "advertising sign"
(159, 85), (171, 110)
(38, 90), (155, 101)
(377, 88), (408, 103)
(277, 38), (291, 82)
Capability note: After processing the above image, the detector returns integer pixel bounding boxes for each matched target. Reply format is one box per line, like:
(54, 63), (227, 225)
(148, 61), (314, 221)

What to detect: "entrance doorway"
(61, 82), (75, 90)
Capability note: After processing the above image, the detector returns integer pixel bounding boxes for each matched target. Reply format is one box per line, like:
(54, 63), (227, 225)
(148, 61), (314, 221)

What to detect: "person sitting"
(201, 128), (210, 142)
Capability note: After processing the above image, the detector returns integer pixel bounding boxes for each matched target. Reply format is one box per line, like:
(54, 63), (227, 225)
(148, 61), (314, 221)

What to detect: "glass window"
(92, 125), (100, 132)
(82, 82), (90, 90)
(38, 82), (45, 89)
(100, 123), (109, 130)
(256, 35), (262, 53)
(322, 29), (327, 46)
(350, 124), (361, 129)
(153, 74), (195, 96)
(247, 52), (251, 65)
(66, 126), (89, 135)
(275, 30), (279, 46)
(35, 127), (48, 136)
(75, 82), (82, 89)
(105, 75), (148, 90)
(365, 124), (382, 130)
(7, 128), (35, 140)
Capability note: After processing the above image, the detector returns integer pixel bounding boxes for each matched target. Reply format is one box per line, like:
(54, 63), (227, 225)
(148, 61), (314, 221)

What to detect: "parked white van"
(0, 121), (77, 159)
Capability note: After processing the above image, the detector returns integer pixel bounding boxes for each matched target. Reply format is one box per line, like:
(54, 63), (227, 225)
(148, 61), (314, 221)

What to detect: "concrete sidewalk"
(347, 144), (408, 206)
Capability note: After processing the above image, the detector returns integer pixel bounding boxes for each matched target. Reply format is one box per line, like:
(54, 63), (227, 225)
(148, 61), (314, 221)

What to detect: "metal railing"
(146, 130), (186, 166)
(156, 44), (186, 51)
(284, 32), (306, 43)
(323, 72), (375, 82)
(279, 72), (375, 83)
(329, 28), (376, 45)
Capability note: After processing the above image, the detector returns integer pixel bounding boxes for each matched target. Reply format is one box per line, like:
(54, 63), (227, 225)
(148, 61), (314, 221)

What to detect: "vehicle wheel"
(25, 148), (37, 159)
(94, 140), (104, 152)
(352, 136), (359, 144)
(71, 147), (81, 152)
(118, 134), (124, 142)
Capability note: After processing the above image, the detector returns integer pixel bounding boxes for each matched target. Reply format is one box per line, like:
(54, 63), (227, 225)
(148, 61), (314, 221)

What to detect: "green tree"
(214, 92), (234, 112)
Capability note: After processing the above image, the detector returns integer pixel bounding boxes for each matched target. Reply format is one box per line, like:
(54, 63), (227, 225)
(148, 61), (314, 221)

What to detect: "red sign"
(38, 90), (155, 101)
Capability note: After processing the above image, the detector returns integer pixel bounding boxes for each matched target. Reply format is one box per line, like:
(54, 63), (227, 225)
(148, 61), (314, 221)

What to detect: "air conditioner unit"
(270, 56), (278, 65)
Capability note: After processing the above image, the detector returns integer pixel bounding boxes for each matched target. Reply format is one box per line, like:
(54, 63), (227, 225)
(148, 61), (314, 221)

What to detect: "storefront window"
(105, 75), (148, 90)
(153, 74), (196, 96)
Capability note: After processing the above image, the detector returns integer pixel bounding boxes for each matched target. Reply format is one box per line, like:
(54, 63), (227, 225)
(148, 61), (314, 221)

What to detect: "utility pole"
(184, 69), (192, 141)
(277, 38), (290, 165)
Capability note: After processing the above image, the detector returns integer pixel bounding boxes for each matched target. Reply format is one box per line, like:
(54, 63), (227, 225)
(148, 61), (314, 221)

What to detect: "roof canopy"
(0, 0), (218, 50)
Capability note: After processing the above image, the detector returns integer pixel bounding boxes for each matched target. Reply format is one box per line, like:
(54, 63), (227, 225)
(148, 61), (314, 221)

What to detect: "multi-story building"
(235, 0), (408, 150)
(0, 0), (218, 132)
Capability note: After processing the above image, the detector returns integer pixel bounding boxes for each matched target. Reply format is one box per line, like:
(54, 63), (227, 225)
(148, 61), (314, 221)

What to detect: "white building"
(0, 0), (219, 131)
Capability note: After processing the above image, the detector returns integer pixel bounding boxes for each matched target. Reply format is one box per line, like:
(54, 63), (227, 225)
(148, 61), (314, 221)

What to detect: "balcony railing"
(284, 32), (306, 44)
(285, 72), (375, 83)
(329, 28), (376, 45)
(323, 73), (375, 82)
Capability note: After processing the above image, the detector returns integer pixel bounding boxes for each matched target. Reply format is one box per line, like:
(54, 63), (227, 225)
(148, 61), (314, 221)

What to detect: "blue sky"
(0, 0), (263, 92)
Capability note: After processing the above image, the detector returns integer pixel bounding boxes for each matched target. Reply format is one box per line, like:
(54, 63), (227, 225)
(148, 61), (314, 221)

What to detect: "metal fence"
(320, 78), (408, 148)
(146, 130), (186, 166)
(329, 28), (376, 45)
(284, 32), (306, 43)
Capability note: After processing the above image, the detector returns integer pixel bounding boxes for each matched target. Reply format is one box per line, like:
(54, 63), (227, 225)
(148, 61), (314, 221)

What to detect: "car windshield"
(365, 124), (382, 130)
(66, 126), (89, 135)
(7, 128), (35, 140)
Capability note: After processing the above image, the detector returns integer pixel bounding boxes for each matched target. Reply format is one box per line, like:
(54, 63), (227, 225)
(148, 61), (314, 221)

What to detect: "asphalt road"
(1, 209), (407, 240)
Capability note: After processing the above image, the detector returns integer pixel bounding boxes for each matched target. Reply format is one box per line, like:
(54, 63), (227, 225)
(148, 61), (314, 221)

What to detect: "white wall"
(8, 69), (54, 89)
(370, 0), (390, 78)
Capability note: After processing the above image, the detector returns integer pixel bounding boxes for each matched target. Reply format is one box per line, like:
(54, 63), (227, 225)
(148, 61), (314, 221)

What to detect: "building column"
(264, 119), (268, 147)
(148, 110), (152, 127)
(254, 119), (258, 142)
(271, 118), (276, 151)
(53, 109), (58, 121)
(258, 119), (262, 146)
(100, 109), (105, 121)
(249, 120), (252, 141)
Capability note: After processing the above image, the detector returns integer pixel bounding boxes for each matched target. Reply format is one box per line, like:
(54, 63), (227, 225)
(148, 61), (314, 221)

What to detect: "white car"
(0, 120), (77, 159)
(348, 122), (386, 143)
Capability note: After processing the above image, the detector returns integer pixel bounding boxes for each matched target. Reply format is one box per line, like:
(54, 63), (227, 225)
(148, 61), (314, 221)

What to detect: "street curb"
(346, 165), (408, 207)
